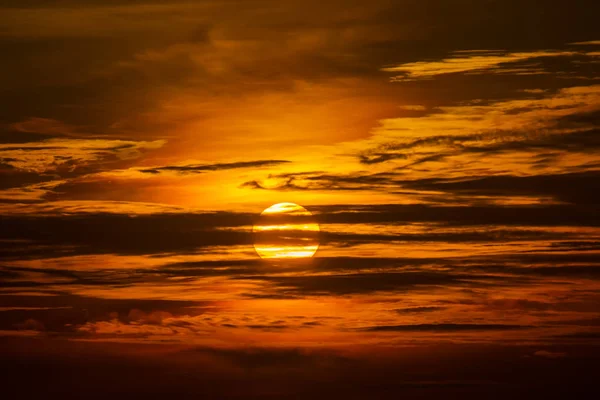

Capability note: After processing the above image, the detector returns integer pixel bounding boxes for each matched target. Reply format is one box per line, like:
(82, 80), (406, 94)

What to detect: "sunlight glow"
(253, 202), (320, 259)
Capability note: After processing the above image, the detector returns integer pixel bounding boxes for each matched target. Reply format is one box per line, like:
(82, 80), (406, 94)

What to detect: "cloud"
(351, 85), (600, 179)
(382, 50), (579, 81)
(0, 211), (253, 259)
(235, 271), (517, 296)
(246, 324), (290, 331)
(239, 87), (600, 213)
(398, 105), (427, 111)
(139, 159), (290, 174)
(14, 201), (584, 266)
(0, 138), (165, 173)
(554, 332), (600, 340)
(533, 350), (567, 359)
(245, 166), (600, 206)
(321, 228), (572, 247)
(359, 323), (529, 332)
(0, 3), (597, 213)
(314, 203), (600, 231)
(241, 171), (398, 191)
(12, 203), (598, 261)
(398, 170), (600, 205)
(569, 40), (600, 46)
(8, 117), (100, 139)
(359, 124), (600, 167)
(0, 293), (211, 334)
(0, 200), (190, 215)
(393, 307), (446, 314)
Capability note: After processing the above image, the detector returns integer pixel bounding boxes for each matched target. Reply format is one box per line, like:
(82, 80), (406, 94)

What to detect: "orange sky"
(1, 1), (599, 398)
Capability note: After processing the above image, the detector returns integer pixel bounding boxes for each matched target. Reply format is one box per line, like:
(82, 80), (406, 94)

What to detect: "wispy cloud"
(139, 160), (290, 175)
(382, 50), (589, 81)
(359, 324), (530, 332)
(0, 138), (165, 174)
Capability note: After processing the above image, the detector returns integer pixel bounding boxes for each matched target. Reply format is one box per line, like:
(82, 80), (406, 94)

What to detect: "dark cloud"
(241, 171), (396, 191)
(235, 271), (522, 296)
(50, 253), (599, 285)
(0, 211), (253, 259)
(448, 298), (600, 314)
(0, 0), (596, 143)
(465, 265), (600, 279)
(3, 203), (600, 261)
(558, 109), (600, 127)
(246, 324), (290, 331)
(554, 332), (600, 340)
(469, 128), (600, 155)
(321, 228), (573, 247)
(0, 265), (152, 291)
(316, 203), (600, 227)
(0, 138), (165, 197)
(399, 170), (600, 205)
(394, 307), (446, 314)
(139, 160), (290, 174)
(159, 256), (441, 278)
(241, 168), (600, 206)
(4, 207), (532, 263)
(359, 323), (529, 332)
(358, 126), (600, 166)
(553, 317), (600, 327)
(489, 252), (600, 265)
(0, 168), (54, 190)
(0, 293), (209, 333)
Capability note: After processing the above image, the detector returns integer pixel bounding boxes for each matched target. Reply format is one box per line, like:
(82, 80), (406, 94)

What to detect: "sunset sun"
(252, 202), (320, 259)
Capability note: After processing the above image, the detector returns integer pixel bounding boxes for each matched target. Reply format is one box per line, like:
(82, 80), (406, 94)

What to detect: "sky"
(1, 1), (600, 398)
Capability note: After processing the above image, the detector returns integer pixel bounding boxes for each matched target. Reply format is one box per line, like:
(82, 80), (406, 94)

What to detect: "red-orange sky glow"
(1, 1), (599, 398)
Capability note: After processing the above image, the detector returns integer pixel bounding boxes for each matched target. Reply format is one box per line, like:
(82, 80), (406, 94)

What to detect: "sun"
(252, 202), (320, 259)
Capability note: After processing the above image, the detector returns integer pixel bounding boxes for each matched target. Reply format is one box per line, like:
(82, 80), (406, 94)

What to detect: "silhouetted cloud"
(0, 293), (210, 333)
(235, 271), (521, 296)
(316, 203), (600, 227)
(399, 170), (600, 205)
(0, 211), (253, 259)
(241, 167), (600, 205)
(554, 332), (600, 340)
(394, 307), (446, 314)
(140, 160), (290, 174)
(359, 323), (530, 332)
(3, 203), (600, 261)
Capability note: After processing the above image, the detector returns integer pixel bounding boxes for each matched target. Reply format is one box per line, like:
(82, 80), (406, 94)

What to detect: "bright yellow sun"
(252, 202), (320, 259)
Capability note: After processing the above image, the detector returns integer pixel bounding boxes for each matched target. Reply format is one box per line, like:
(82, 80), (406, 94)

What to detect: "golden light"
(253, 202), (320, 259)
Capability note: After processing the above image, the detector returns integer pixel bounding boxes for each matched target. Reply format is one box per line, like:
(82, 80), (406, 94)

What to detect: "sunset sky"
(1, 1), (600, 398)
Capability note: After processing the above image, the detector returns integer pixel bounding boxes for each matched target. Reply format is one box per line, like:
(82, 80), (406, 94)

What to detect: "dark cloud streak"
(140, 160), (290, 174)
